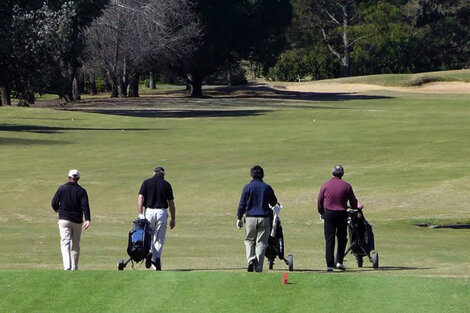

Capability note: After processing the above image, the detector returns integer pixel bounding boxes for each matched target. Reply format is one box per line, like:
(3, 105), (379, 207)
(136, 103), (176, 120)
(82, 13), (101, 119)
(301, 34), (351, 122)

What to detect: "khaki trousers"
(58, 219), (82, 270)
(244, 217), (270, 272)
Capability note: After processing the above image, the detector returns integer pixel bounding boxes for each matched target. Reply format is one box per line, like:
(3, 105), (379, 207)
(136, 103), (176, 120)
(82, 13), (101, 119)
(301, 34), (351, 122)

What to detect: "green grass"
(1, 271), (468, 313)
(324, 69), (470, 86)
(1, 78), (470, 312)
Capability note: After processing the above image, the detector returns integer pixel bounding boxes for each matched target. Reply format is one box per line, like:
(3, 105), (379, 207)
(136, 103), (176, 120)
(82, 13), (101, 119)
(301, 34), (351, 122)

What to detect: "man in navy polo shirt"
(237, 165), (278, 272)
(318, 165), (359, 271)
(138, 166), (175, 270)
(51, 169), (91, 271)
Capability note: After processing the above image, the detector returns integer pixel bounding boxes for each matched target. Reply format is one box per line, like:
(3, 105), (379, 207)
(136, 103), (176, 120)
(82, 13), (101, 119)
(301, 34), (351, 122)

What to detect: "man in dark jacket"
(318, 165), (358, 272)
(237, 165), (277, 272)
(51, 169), (91, 270)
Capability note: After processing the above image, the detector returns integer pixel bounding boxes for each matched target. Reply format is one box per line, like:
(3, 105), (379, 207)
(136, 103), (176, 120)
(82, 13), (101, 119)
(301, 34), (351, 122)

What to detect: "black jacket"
(51, 182), (91, 223)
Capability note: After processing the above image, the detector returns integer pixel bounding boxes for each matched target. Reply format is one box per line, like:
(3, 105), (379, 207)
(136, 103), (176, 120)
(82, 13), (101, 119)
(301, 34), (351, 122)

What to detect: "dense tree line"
(268, 0), (470, 81)
(1, 0), (469, 105)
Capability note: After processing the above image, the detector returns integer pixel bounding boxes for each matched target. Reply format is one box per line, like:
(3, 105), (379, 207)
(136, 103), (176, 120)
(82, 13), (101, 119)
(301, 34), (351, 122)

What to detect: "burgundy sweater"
(317, 177), (358, 214)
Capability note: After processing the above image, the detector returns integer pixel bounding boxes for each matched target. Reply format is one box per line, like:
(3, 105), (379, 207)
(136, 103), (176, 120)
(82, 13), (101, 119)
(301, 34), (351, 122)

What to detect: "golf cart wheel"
(118, 259), (125, 271)
(288, 254), (293, 272)
(357, 256), (363, 268)
(372, 252), (379, 269)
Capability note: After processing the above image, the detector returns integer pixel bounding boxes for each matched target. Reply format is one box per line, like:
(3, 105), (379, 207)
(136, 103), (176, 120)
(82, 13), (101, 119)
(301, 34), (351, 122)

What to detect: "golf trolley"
(343, 208), (379, 269)
(118, 218), (153, 270)
(265, 203), (294, 271)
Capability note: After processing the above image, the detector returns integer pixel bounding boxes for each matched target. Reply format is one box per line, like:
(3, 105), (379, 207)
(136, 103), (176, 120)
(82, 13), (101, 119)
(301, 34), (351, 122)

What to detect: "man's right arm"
(51, 188), (60, 212)
(138, 194), (144, 215)
(317, 186), (325, 215)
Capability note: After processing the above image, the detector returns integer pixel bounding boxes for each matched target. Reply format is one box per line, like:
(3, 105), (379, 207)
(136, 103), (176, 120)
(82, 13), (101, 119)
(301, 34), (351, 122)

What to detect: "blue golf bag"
(118, 218), (153, 270)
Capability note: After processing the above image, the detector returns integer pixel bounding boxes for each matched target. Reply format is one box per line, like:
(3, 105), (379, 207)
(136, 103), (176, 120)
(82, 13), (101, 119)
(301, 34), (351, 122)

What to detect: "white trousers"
(58, 219), (82, 270)
(145, 208), (168, 262)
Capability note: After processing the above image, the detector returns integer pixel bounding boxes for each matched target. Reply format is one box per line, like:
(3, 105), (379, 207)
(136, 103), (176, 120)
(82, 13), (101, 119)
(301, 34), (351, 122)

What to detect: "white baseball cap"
(68, 169), (80, 178)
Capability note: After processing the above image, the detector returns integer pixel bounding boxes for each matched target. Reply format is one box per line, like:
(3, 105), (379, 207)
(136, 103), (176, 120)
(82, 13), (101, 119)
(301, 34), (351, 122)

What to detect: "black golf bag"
(344, 209), (379, 268)
(265, 209), (293, 271)
(118, 218), (153, 270)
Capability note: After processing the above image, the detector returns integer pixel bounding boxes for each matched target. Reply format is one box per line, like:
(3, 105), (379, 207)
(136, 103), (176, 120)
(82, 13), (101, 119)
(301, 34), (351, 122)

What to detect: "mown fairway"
(1, 83), (469, 312)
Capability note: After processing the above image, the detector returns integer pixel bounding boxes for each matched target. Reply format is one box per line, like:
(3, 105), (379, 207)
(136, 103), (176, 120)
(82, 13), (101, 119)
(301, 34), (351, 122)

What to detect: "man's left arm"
(348, 185), (358, 210)
(168, 199), (176, 229)
(81, 190), (91, 230)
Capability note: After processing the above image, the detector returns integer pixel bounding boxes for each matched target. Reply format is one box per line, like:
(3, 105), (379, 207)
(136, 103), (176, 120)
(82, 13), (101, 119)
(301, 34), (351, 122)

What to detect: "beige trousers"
(244, 217), (270, 272)
(58, 219), (82, 270)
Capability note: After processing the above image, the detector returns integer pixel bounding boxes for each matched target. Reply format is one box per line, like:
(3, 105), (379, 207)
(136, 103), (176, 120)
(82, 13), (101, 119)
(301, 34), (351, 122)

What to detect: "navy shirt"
(51, 182), (91, 223)
(237, 179), (277, 219)
(139, 176), (174, 209)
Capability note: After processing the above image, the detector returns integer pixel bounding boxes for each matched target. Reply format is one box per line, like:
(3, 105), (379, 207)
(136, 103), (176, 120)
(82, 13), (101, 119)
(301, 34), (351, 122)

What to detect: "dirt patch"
(271, 81), (470, 94)
(414, 223), (470, 229)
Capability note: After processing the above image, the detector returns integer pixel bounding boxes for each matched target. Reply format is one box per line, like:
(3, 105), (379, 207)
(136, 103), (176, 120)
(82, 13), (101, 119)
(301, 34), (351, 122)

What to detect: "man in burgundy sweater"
(317, 165), (358, 271)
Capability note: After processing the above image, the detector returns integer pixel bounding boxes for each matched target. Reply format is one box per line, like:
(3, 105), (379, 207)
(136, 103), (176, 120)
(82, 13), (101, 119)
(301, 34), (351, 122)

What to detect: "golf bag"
(118, 218), (153, 270)
(265, 203), (293, 271)
(127, 218), (152, 262)
(344, 208), (379, 268)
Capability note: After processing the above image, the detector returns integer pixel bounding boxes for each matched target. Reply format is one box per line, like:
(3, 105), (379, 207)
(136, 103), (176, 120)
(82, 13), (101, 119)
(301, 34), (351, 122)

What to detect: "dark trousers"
(323, 210), (348, 267)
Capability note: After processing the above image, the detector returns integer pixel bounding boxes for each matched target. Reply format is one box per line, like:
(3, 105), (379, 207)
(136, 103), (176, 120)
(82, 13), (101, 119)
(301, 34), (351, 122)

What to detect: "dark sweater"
(51, 182), (91, 223)
(237, 179), (277, 220)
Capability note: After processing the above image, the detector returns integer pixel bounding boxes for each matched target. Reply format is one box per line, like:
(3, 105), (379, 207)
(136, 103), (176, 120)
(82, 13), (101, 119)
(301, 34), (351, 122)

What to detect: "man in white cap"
(138, 166), (176, 270)
(51, 169), (91, 270)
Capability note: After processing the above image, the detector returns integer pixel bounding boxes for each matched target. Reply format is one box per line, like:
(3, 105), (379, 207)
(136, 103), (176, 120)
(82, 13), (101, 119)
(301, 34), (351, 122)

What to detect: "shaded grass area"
(1, 271), (469, 313)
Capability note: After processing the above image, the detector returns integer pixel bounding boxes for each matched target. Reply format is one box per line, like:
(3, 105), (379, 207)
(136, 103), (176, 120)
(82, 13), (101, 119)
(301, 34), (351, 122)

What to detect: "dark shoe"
(247, 259), (255, 272)
(326, 267), (334, 272)
(152, 258), (161, 271)
(145, 255), (152, 269)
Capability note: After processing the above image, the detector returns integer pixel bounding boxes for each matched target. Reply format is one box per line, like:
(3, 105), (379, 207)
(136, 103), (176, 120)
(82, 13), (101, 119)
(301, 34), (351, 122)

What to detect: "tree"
(411, 0), (470, 71)
(84, 0), (200, 98)
(180, 0), (292, 97)
(295, 0), (367, 77)
(0, 1), (108, 105)
(351, 1), (422, 75)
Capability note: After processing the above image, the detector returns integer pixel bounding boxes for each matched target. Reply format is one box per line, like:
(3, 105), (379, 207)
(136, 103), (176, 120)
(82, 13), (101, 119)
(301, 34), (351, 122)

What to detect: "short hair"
(250, 165), (264, 179)
(154, 166), (165, 177)
(332, 165), (344, 177)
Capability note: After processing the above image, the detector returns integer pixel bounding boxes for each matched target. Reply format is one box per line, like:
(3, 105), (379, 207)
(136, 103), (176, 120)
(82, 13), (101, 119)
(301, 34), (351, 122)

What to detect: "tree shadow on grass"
(0, 137), (71, 145)
(0, 124), (165, 134)
(66, 108), (271, 118)
(207, 84), (393, 102)
(293, 266), (432, 273)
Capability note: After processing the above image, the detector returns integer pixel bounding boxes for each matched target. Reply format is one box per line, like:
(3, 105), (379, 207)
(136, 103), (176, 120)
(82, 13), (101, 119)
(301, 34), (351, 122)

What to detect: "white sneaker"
(336, 263), (346, 271)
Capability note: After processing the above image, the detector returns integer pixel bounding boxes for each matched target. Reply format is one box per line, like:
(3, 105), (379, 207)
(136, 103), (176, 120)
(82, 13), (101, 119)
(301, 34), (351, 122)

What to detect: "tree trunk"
(149, 71), (157, 89)
(227, 67), (232, 87)
(187, 72), (203, 97)
(106, 70), (119, 98)
(89, 74), (97, 95)
(24, 87), (35, 105)
(72, 76), (81, 101)
(128, 72), (140, 97)
(342, 4), (351, 77)
(118, 56), (128, 97)
(0, 85), (11, 106)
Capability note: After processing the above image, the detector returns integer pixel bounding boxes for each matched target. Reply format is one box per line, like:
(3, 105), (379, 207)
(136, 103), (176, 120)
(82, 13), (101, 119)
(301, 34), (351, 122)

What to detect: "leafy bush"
(267, 47), (340, 81)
